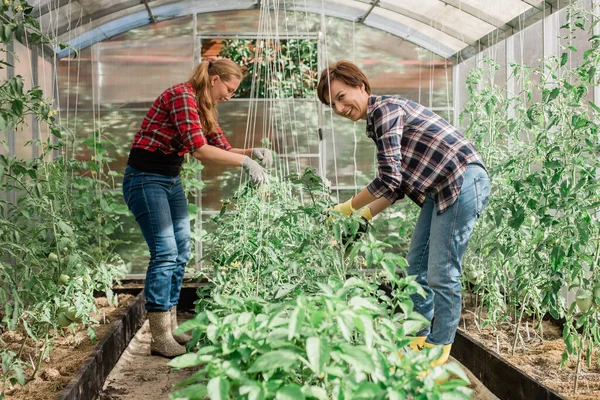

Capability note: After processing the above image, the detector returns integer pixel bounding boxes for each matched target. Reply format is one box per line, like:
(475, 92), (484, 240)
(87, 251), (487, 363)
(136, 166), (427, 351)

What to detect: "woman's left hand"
(251, 148), (273, 167)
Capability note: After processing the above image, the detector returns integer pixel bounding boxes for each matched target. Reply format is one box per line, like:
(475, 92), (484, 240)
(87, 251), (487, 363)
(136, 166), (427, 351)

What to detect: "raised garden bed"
(454, 294), (600, 400)
(4, 279), (577, 400)
(56, 291), (145, 400)
(452, 329), (565, 400)
(1, 293), (138, 400)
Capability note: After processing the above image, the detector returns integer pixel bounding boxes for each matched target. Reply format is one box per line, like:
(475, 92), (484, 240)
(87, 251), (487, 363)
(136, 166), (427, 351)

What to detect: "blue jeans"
(406, 164), (490, 345)
(122, 165), (191, 311)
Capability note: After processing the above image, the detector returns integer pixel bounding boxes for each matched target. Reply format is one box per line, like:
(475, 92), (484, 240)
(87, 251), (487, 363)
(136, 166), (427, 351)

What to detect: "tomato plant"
(0, 1), (127, 395)
(460, 2), (600, 393)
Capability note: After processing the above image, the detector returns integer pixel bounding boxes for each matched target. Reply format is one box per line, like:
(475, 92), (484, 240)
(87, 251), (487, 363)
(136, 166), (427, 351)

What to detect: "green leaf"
(337, 344), (375, 373)
(353, 382), (383, 398)
(276, 384), (305, 400)
(175, 314), (208, 334)
(240, 384), (265, 400)
(438, 379), (470, 390)
(444, 362), (470, 383)
(560, 52), (568, 66)
(402, 319), (425, 336)
(546, 87), (560, 102)
(248, 350), (298, 372)
(348, 296), (380, 312)
(207, 376), (229, 400)
(170, 383), (208, 400)
(11, 99), (23, 115)
(306, 337), (328, 373)
(343, 277), (372, 290)
(206, 324), (218, 342)
(323, 365), (345, 377)
(309, 310), (326, 328)
(168, 353), (202, 369)
(57, 220), (74, 235)
(590, 101), (600, 114)
(288, 307), (304, 340)
(387, 389), (403, 400)
(336, 315), (352, 342)
(301, 385), (327, 400)
(358, 315), (377, 349)
(12, 364), (25, 385)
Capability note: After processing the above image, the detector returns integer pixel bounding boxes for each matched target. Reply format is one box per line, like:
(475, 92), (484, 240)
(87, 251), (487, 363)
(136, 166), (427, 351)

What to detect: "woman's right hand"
(242, 156), (268, 184)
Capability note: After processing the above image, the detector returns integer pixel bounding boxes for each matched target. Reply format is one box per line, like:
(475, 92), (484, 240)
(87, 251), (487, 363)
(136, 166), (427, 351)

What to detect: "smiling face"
(325, 79), (369, 121)
(210, 75), (241, 104)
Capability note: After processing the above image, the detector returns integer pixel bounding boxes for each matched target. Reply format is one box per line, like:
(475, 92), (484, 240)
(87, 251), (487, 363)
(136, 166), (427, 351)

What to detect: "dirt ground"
(1, 294), (136, 399)
(98, 315), (199, 400)
(98, 311), (498, 400)
(461, 294), (600, 399)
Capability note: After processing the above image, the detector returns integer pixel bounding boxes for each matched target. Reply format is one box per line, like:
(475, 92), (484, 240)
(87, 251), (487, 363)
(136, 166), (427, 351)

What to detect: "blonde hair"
(317, 60), (371, 106)
(188, 58), (242, 133)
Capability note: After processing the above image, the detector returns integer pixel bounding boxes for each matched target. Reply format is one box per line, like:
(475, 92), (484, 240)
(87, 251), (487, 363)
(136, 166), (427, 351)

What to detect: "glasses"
(218, 76), (236, 95)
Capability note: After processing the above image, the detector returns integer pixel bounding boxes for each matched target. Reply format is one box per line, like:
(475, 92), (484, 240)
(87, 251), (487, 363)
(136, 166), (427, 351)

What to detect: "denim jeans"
(122, 165), (190, 311)
(406, 164), (490, 345)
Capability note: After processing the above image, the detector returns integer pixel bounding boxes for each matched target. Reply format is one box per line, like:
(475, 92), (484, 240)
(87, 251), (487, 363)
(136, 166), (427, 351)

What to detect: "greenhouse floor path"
(98, 311), (498, 400)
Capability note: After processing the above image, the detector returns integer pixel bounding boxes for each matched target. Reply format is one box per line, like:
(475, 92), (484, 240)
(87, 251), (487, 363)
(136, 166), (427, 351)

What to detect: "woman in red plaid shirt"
(317, 60), (490, 368)
(123, 58), (272, 358)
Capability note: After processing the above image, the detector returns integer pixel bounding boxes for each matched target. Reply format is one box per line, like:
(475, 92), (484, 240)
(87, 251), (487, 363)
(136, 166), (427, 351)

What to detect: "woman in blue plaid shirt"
(317, 60), (491, 366)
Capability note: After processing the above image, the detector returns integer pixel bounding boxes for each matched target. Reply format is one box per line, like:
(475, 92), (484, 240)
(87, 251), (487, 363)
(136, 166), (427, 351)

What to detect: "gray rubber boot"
(171, 306), (192, 345)
(148, 311), (186, 358)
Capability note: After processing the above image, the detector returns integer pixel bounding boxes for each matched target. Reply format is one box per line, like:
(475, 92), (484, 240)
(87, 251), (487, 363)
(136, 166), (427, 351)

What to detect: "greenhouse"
(1, 0), (599, 399)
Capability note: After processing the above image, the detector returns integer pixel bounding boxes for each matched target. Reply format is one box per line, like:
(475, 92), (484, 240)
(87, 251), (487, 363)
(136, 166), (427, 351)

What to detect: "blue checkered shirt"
(365, 95), (485, 214)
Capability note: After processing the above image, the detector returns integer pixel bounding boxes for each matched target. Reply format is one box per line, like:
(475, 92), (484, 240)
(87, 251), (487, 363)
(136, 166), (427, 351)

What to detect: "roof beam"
(32, 0), (71, 18)
(374, 3), (486, 47)
(142, 0), (157, 23)
(437, 0), (507, 28)
(357, 0), (379, 23)
(520, 0), (555, 13)
(52, 0), (146, 37)
(451, 0), (568, 63)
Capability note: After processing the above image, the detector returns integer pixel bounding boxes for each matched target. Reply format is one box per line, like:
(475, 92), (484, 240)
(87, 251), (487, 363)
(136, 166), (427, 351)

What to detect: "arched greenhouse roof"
(32, 0), (566, 61)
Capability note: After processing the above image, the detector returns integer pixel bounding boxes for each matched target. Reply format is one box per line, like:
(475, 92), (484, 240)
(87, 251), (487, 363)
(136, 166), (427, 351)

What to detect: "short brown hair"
(317, 60), (371, 105)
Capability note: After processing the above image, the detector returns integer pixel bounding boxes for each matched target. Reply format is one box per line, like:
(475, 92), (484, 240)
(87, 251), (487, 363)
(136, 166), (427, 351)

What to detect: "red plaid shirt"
(131, 82), (231, 155)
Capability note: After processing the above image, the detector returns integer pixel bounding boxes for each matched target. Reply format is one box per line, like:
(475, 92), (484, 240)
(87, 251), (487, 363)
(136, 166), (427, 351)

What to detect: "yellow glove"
(333, 198), (355, 216)
(359, 206), (373, 221)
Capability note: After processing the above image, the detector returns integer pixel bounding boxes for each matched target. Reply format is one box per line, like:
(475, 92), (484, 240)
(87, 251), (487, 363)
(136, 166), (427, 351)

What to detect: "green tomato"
(57, 312), (72, 327)
(576, 289), (593, 313)
(593, 285), (600, 301)
(58, 238), (72, 252)
(48, 252), (59, 262)
(58, 274), (70, 285)
(64, 307), (81, 322)
(464, 270), (483, 285)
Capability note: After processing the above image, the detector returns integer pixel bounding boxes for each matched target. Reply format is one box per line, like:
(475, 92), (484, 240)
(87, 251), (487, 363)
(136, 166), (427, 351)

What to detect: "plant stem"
(574, 334), (584, 395)
(31, 331), (49, 380)
(512, 294), (529, 355)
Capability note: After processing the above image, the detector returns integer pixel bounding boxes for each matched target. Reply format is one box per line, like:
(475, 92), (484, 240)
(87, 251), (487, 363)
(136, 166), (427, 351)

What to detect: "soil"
(98, 311), (199, 400)
(460, 293), (600, 399)
(1, 293), (136, 400)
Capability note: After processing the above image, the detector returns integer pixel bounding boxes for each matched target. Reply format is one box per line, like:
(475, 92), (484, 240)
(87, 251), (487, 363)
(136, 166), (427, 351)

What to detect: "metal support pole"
(6, 37), (16, 207)
(317, 30), (325, 179)
(31, 45), (39, 158)
(452, 63), (460, 128)
(192, 13), (204, 270)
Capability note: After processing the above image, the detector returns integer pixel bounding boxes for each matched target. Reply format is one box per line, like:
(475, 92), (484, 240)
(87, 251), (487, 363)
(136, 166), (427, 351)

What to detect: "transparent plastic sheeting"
(36, 0), (551, 59)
